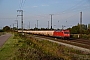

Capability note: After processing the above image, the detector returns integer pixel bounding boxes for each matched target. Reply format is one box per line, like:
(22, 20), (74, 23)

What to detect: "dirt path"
(0, 33), (12, 47)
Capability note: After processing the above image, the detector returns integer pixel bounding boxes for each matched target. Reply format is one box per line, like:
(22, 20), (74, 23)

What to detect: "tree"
(71, 26), (80, 34)
(67, 24), (89, 34)
(3, 26), (10, 32)
(67, 25), (80, 34)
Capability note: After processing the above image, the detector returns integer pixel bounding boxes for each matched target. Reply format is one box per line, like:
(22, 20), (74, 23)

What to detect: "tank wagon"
(18, 30), (70, 39)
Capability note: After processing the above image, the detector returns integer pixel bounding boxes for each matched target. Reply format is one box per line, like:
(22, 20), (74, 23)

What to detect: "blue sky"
(0, 0), (90, 29)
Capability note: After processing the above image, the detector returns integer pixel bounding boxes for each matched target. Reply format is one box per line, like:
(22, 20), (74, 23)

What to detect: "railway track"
(28, 34), (90, 49)
(70, 39), (90, 45)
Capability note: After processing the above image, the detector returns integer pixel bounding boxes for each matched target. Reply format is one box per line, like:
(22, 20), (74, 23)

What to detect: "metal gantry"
(51, 14), (52, 30)
(80, 12), (82, 38)
(48, 21), (49, 29)
(29, 21), (30, 30)
(37, 20), (38, 29)
(17, 10), (23, 33)
(50, 14), (54, 30)
(15, 20), (18, 31)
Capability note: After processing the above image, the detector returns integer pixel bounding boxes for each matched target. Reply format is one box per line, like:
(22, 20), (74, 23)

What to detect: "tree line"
(1, 24), (90, 34)
(67, 24), (90, 34)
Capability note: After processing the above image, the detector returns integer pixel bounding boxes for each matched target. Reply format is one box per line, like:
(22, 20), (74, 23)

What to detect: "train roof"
(54, 29), (69, 32)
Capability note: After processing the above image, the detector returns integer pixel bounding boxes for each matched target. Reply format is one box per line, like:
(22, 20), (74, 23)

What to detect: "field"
(0, 33), (90, 60)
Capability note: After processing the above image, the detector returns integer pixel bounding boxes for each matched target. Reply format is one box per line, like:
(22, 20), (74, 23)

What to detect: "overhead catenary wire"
(19, 0), (22, 9)
(54, 0), (87, 16)
(22, 0), (27, 9)
(23, 0), (87, 21)
(52, 1), (88, 24)
(19, 0), (26, 9)
(62, 1), (86, 12)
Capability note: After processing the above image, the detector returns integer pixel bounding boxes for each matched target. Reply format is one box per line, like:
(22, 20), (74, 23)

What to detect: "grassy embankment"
(0, 33), (19, 60)
(0, 33), (90, 60)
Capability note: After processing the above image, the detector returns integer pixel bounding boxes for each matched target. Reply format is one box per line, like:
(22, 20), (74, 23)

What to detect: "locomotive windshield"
(64, 32), (69, 34)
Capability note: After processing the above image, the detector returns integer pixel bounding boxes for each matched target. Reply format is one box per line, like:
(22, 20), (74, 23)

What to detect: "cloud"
(32, 6), (38, 8)
(31, 5), (49, 8)
(41, 4), (49, 7)
(32, 5), (49, 8)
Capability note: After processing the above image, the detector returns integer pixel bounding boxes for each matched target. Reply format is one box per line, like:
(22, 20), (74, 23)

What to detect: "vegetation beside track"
(0, 34), (19, 60)
(71, 34), (90, 40)
(0, 32), (5, 36)
(0, 33), (90, 60)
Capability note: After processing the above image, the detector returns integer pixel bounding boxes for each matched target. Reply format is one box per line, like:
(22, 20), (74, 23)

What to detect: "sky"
(0, 0), (90, 29)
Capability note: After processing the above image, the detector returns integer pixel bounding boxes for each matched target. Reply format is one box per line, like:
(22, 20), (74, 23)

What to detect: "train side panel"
(53, 31), (64, 37)
(47, 31), (54, 36)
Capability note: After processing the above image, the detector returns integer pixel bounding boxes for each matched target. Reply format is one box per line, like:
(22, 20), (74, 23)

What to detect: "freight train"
(18, 29), (70, 39)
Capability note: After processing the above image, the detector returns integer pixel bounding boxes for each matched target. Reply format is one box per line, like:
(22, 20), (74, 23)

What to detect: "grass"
(29, 36), (90, 60)
(12, 34), (63, 60)
(0, 33), (21, 60)
(0, 33), (90, 60)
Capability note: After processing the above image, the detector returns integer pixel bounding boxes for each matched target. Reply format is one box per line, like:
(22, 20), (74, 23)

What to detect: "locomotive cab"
(63, 31), (70, 39)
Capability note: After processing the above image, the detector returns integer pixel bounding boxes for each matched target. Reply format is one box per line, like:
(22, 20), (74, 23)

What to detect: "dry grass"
(29, 36), (90, 60)
(0, 33), (90, 60)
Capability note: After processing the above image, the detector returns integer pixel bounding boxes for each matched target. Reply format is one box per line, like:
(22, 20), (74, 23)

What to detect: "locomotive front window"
(64, 32), (69, 34)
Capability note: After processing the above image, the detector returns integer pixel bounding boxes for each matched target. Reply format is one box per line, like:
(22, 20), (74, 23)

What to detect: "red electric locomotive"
(53, 30), (70, 39)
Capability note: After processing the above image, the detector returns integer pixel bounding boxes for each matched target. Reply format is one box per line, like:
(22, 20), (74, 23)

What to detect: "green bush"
(71, 34), (90, 40)
(82, 34), (90, 40)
